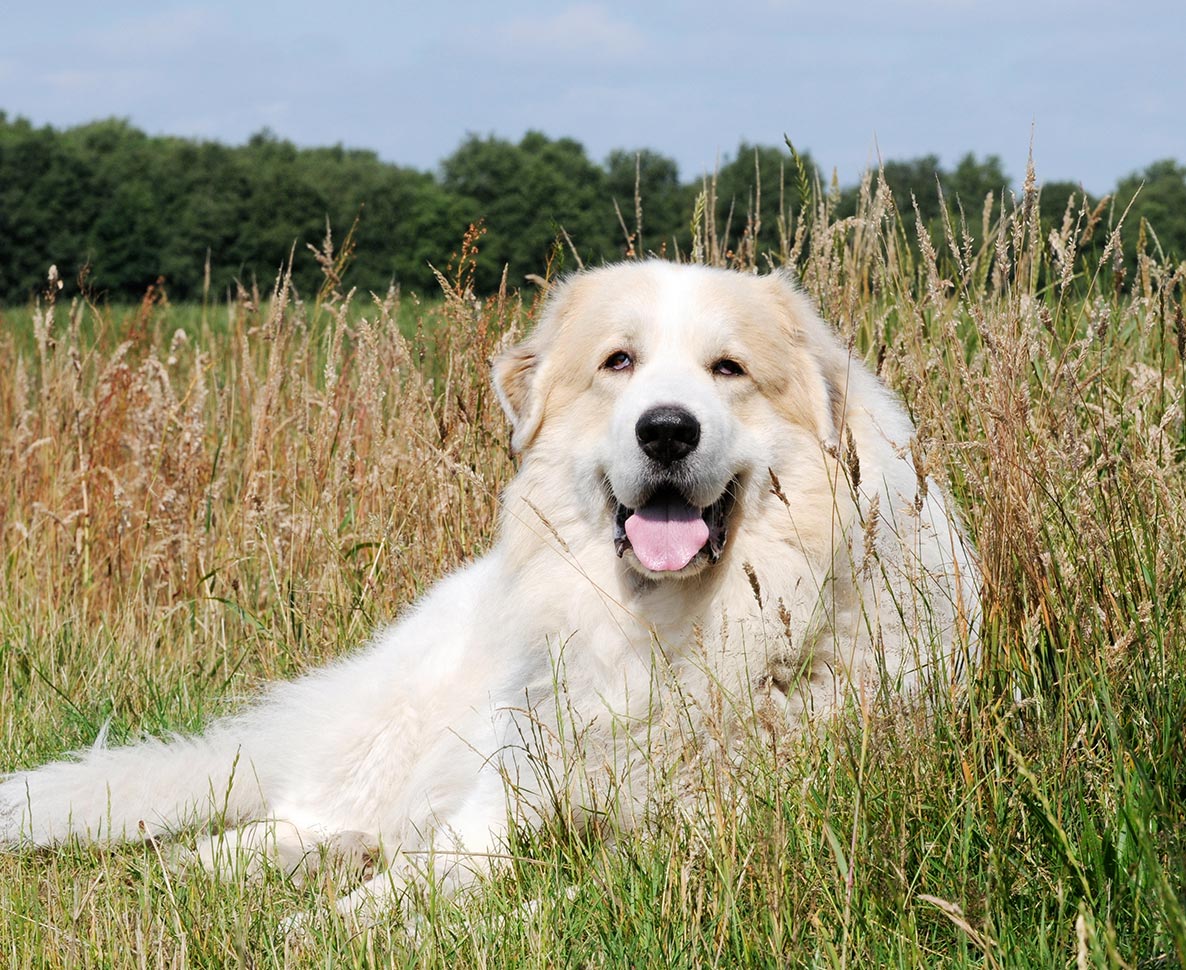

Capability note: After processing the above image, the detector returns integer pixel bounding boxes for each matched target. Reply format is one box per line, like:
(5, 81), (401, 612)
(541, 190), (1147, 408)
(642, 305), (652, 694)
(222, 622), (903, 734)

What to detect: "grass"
(1, 165), (1185, 967)
(0, 284), (435, 360)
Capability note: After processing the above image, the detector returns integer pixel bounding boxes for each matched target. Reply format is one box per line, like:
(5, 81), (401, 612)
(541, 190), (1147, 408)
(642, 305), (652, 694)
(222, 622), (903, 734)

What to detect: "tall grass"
(1, 164), (1184, 968)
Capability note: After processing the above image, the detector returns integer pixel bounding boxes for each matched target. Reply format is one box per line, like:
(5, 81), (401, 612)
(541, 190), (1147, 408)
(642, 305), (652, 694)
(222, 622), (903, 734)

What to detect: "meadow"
(0, 169), (1184, 968)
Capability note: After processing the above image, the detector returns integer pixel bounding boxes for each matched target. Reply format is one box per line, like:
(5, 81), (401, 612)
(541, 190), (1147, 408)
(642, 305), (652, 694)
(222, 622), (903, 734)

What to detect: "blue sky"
(2, 0), (1183, 193)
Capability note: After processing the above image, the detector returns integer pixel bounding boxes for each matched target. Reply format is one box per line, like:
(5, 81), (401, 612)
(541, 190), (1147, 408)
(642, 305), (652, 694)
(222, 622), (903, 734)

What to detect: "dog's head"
(494, 262), (850, 580)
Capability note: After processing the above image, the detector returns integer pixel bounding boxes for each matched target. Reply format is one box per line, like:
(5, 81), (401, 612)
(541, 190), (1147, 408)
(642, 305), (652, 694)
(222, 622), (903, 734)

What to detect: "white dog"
(0, 262), (979, 923)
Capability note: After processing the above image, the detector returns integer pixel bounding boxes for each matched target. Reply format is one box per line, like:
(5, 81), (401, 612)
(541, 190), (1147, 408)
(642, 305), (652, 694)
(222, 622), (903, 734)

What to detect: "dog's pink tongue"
(624, 496), (709, 572)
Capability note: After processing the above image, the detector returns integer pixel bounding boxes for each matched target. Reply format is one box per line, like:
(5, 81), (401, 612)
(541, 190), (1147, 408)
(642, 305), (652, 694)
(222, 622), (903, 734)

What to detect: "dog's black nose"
(636, 406), (700, 465)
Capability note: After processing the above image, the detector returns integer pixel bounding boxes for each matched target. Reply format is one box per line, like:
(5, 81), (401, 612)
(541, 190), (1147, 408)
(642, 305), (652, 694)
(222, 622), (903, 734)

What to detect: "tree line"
(1, 112), (1183, 304)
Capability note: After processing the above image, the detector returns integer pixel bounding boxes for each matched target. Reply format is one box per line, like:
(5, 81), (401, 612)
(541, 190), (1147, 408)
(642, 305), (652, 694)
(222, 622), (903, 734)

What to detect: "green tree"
(836, 153), (1012, 250)
(68, 119), (169, 298)
(0, 113), (1182, 305)
(860, 154), (943, 243)
(1115, 159), (1186, 262)
(710, 143), (801, 251)
(441, 132), (616, 287)
(1037, 179), (1090, 232)
(604, 148), (688, 257)
(945, 153), (1010, 218)
(0, 115), (95, 299)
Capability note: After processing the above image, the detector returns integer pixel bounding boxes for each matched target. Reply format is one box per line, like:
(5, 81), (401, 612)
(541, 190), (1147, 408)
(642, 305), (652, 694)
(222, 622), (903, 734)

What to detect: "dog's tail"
(0, 720), (268, 847)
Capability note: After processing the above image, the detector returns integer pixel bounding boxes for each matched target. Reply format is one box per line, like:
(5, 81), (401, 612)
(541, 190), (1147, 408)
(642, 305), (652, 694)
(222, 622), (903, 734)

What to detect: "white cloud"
(85, 6), (219, 56)
(494, 3), (647, 62)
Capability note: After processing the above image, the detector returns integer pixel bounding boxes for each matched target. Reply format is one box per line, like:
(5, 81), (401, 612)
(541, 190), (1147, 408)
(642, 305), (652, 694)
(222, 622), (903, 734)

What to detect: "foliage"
(605, 147), (687, 258)
(441, 132), (620, 289)
(1115, 159), (1186, 265)
(0, 116), (466, 303)
(4, 112), (1185, 307)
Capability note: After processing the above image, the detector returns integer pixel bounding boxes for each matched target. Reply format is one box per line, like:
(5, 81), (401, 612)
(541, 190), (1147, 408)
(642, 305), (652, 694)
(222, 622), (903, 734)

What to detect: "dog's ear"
(492, 338), (544, 453)
(492, 274), (582, 453)
(764, 270), (850, 448)
(817, 354), (851, 452)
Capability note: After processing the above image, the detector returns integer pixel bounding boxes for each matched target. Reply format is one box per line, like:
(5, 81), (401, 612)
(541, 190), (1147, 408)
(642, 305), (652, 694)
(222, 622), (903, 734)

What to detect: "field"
(1, 173), (1184, 968)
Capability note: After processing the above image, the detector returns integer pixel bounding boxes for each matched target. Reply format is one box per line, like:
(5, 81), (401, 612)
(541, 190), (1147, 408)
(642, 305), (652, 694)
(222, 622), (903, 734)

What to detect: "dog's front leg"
(287, 769), (515, 936)
(279, 838), (499, 940)
(335, 813), (509, 922)
(278, 863), (414, 941)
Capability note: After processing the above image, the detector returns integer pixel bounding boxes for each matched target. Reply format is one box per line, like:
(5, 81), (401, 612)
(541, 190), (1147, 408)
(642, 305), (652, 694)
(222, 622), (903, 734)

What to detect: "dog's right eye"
(602, 351), (633, 372)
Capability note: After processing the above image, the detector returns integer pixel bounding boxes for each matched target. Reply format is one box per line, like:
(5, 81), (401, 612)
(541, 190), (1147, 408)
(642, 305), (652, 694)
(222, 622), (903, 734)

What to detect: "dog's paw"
(0, 808), (16, 847)
(279, 906), (318, 945)
(277, 899), (376, 948)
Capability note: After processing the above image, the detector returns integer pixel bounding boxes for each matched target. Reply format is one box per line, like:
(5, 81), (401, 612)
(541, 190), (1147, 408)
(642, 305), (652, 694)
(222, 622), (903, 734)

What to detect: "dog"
(0, 262), (979, 924)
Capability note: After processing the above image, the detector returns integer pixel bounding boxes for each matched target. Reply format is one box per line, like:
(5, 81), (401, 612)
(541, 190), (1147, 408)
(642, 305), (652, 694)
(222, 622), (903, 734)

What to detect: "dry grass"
(1, 162), (1185, 967)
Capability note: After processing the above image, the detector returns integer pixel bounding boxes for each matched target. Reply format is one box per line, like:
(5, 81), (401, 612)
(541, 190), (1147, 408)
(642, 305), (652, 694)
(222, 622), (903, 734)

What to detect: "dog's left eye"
(711, 358), (745, 377)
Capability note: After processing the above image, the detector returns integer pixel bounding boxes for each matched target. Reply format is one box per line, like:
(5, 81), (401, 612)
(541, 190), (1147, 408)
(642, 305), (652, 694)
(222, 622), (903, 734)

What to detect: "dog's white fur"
(0, 263), (979, 922)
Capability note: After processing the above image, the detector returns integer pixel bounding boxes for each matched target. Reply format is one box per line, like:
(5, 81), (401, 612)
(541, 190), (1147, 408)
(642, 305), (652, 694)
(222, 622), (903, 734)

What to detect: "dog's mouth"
(612, 480), (738, 574)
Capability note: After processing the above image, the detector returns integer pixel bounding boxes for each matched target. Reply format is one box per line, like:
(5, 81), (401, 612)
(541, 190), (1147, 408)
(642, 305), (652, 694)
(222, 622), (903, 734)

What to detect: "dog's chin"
(621, 547), (714, 580)
(610, 478), (738, 581)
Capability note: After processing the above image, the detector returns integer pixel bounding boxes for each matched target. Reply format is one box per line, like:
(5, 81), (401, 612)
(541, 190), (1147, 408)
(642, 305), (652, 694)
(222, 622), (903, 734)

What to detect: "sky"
(2, 0), (1183, 194)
